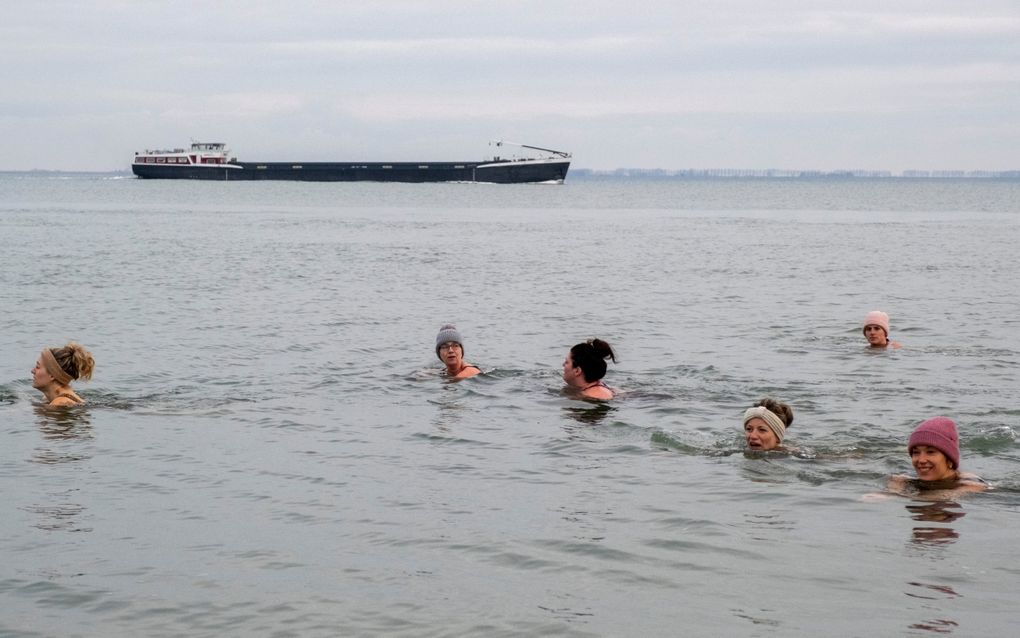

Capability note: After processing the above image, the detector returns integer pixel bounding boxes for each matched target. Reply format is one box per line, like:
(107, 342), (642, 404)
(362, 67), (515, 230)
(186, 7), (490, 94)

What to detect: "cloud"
(870, 14), (1020, 36)
(1, 1), (1018, 170)
(269, 35), (650, 57)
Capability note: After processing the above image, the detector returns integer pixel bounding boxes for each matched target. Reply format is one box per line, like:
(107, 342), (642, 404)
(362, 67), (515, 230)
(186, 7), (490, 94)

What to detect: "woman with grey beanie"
(435, 324), (481, 379)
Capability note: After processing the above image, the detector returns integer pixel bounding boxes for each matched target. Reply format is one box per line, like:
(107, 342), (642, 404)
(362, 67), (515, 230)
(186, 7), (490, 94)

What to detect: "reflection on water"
(431, 400), (468, 433)
(22, 499), (92, 533)
(907, 501), (965, 524)
(562, 402), (613, 426)
(31, 447), (91, 465)
(33, 404), (93, 438)
(27, 405), (94, 533)
(910, 526), (960, 546)
(743, 511), (795, 542)
(905, 581), (961, 635)
(32, 404), (93, 463)
(906, 501), (964, 548)
(908, 618), (959, 634)
(906, 581), (961, 600)
(730, 608), (781, 628)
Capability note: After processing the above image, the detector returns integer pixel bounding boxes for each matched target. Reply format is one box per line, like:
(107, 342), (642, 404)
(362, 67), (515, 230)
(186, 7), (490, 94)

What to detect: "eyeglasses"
(438, 342), (461, 351)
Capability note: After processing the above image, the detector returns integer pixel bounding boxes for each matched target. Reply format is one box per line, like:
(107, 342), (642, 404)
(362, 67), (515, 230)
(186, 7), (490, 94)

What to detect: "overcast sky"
(2, 1), (1018, 171)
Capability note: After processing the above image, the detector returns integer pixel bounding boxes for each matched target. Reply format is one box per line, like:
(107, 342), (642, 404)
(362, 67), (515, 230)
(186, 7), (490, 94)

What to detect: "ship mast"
(490, 140), (571, 159)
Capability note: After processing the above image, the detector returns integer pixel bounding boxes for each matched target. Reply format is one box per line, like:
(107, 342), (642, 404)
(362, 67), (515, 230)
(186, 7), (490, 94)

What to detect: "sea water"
(1, 175), (1018, 636)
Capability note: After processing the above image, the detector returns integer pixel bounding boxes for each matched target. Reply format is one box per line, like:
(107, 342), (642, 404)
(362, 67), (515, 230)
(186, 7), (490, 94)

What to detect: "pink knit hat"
(862, 310), (890, 336)
(908, 417), (960, 469)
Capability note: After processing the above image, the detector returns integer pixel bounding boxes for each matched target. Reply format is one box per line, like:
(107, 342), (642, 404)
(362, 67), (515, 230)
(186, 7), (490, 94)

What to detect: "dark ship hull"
(132, 158), (570, 184)
(132, 141), (571, 184)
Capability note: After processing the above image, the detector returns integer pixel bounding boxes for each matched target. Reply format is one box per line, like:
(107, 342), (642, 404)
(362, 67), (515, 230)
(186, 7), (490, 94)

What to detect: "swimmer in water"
(887, 417), (988, 497)
(562, 339), (616, 400)
(862, 310), (902, 349)
(435, 324), (481, 379)
(31, 342), (95, 406)
(742, 398), (794, 451)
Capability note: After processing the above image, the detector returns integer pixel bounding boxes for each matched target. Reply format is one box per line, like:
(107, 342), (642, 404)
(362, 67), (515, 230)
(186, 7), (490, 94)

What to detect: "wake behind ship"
(132, 141), (571, 184)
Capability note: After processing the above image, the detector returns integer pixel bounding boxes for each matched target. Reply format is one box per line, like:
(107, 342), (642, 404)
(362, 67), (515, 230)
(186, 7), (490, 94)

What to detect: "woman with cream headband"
(742, 398), (794, 451)
(31, 342), (95, 406)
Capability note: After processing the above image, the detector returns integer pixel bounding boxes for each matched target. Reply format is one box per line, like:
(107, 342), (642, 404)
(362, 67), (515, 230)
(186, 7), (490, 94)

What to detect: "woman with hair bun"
(561, 338), (617, 400)
(742, 397), (794, 451)
(31, 342), (95, 406)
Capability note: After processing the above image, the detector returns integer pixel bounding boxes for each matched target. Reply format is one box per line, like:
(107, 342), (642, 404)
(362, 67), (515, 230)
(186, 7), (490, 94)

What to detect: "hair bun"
(589, 339), (616, 362)
(66, 342), (95, 381)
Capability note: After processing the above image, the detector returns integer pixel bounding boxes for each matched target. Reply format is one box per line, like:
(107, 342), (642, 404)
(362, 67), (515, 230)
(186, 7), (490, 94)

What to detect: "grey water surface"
(1, 175), (1019, 636)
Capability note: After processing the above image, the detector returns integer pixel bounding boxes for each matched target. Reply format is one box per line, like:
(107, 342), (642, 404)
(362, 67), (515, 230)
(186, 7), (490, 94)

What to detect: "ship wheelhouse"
(132, 142), (235, 166)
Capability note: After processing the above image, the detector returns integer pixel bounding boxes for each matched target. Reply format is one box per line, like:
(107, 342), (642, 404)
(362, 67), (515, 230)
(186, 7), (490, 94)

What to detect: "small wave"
(968, 424), (1018, 451)
(0, 384), (19, 406)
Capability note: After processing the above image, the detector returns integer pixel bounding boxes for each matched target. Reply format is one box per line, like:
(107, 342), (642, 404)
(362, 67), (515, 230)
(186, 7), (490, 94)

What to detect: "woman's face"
(864, 324), (888, 346)
(911, 445), (955, 481)
(438, 341), (463, 369)
(744, 418), (780, 450)
(31, 358), (54, 389)
(562, 352), (581, 386)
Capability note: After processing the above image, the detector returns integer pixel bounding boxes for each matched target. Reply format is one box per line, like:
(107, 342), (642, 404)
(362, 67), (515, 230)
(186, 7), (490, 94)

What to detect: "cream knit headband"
(742, 406), (787, 442)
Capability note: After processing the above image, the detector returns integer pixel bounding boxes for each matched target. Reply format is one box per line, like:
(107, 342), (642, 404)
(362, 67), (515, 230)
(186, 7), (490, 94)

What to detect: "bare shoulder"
(49, 396), (81, 407)
(886, 474), (910, 492)
(581, 386), (614, 400)
(880, 473), (987, 500)
(956, 472), (990, 492)
(454, 365), (481, 379)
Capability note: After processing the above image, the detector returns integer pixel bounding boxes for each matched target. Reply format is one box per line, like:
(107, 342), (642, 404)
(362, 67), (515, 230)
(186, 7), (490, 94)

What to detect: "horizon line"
(2, 167), (1019, 179)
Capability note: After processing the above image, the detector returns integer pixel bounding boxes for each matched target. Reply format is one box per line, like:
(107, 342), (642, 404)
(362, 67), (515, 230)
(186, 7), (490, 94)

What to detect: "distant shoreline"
(1, 168), (1018, 180)
(0, 170), (134, 177)
(569, 168), (1020, 180)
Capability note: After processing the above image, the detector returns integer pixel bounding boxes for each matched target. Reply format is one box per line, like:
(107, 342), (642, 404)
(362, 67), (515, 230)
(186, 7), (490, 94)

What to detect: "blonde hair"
(49, 342), (95, 381)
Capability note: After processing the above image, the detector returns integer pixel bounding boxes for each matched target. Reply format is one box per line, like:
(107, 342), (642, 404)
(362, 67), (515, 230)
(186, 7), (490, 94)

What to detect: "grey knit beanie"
(435, 324), (463, 359)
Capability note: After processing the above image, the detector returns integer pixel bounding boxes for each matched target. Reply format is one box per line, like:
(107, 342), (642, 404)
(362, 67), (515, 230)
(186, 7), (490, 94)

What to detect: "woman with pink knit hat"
(887, 417), (987, 497)
(862, 310), (902, 349)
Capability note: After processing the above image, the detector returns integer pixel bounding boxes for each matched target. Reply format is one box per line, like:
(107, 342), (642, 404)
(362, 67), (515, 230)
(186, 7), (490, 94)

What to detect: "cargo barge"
(132, 141), (571, 184)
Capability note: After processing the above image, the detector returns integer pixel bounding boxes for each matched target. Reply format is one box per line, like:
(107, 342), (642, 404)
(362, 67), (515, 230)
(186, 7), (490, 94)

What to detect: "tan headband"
(742, 406), (787, 443)
(41, 348), (73, 385)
